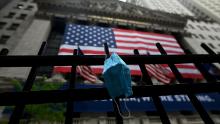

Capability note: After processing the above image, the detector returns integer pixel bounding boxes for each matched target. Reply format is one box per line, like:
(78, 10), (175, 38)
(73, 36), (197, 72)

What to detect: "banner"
(62, 84), (220, 112)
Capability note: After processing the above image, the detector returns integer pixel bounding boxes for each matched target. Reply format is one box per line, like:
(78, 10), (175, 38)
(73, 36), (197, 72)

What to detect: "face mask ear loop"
(113, 98), (131, 118)
(124, 96), (131, 118)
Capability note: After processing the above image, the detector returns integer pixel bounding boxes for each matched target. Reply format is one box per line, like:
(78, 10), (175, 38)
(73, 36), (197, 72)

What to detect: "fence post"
(134, 49), (171, 124)
(9, 41), (47, 124)
(104, 43), (123, 124)
(65, 49), (77, 124)
(156, 43), (215, 124)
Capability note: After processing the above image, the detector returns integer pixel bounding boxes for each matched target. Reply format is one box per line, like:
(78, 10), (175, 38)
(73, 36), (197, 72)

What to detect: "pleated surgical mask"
(103, 53), (133, 98)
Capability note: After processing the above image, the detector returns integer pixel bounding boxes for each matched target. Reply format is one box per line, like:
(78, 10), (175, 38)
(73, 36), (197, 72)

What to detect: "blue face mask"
(103, 53), (133, 98)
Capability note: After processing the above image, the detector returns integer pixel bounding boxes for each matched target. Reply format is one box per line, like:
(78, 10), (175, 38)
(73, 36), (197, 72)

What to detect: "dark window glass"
(215, 36), (220, 41)
(0, 22), (6, 29)
(7, 23), (20, 30)
(25, 5), (33, 10)
(199, 34), (205, 39)
(208, 43), (216, 49)
(197, 25), (203, 30)
(0, 35), (10, 44)
(16, 14), (27, 20)
(203, 26), (210, 31)
(188, 24), (195, 29)
(192, 34), (198, 38)
(4, 12), (16, 18)
(209, 35), (215, 40)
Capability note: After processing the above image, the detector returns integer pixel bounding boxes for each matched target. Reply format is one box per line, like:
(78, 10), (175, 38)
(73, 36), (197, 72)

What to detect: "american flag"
(54, 24), (203, 83)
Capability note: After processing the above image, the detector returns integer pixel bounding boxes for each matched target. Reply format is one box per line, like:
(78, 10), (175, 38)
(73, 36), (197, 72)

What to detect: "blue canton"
(63, 24), (116, 48)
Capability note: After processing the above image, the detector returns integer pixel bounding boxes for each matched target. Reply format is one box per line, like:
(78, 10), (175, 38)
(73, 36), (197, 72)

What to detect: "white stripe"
(115, 37), (180, 47)
(91, 65), (140, 71)
(165, 67), (200, 74)
(59, 45), (148, 54)
(114, 31), (176, 41)
(116, 42), (184, 52)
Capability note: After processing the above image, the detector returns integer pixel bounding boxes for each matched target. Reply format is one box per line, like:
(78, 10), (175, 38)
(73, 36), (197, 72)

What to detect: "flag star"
(84, 43), (88, 46)
(80, 36), (84, 38)
(75, 43), (78, 45)
(106, 38), (109, 40)
(98, 41), (101, 44)
(89, 41), (92, 43)
(80, 40), (84, 43)
(65, 42), (69, 44)
(72, 31), (75, 33)
(76, 33), (79, 36)
(110, 40), (114, 43)
(94, 44), (97, 46)
(111, 45), (114, 47)
(67, 32), (71, 35)
(66, 36), (70, 39)
(98, 37), (101, 40)
(68, 28), (72, 31)
(69, 24), (72, 27)
(76, 38), (79, 40)
(70, 40), (74, 42)
(71, 35), (74, 37)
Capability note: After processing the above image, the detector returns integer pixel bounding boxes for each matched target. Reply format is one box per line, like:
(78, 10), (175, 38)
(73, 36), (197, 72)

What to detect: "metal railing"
(0, 42), (220, 124)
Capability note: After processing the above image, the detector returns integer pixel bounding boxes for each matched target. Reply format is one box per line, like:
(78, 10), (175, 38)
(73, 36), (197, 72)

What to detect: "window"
(197, 25), (203, 30)
(208, 43), (216, 49)
(25, 5), (34, 10)
(4, 12), (16, 18)
(209, 35), (215, 40)
(16, 14), (27, 20)
(203, 26), (210, 31)
(15, 4), (24, 9)
(7, 23), (20, 31)
(215, 36), (220, 41)
(0, 22), (6, 29)
(192, 34), (198, 38)
(0, 35), (10, 44)
(188, 24), (195, 29)
(199, 34), (205, 39)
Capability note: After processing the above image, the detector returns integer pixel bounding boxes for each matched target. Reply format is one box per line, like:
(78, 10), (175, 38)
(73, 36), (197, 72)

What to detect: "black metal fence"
(0, 41), (220, 124)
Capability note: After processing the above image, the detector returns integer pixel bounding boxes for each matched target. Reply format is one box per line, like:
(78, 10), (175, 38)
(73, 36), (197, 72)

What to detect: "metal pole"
(9, 41), (47, 124)
(134, 49), (171, 124)
(156, 43), (215, 124)
(65, 49), (77, 124)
